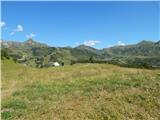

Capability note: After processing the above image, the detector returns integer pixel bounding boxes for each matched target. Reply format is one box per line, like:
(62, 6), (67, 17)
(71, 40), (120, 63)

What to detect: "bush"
(1, 49), (10, 59)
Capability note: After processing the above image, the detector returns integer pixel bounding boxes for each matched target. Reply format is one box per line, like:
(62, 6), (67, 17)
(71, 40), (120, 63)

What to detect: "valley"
(1, 39), (160, 69)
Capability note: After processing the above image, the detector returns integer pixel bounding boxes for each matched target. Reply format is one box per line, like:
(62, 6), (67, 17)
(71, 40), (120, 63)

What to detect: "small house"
(48, 62), (60, 67)
(53, 62), (60, 66)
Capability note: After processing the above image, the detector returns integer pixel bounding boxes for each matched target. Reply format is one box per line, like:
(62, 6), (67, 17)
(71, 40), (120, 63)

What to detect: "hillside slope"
(102, 40), (160, 57)
(1, 40), (160, 68)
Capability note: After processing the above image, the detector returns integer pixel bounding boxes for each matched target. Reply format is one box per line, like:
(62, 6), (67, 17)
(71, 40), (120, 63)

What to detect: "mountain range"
(1, 39), (160, 68)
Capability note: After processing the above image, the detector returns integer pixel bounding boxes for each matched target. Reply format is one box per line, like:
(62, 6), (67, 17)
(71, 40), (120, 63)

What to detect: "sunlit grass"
(1, 59), (160, 120)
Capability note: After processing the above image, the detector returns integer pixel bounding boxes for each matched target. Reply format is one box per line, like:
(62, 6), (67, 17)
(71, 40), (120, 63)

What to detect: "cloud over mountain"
(26, 33), (35, 39)
(83, 40), (100, 46)
(117, 41), (125, 46)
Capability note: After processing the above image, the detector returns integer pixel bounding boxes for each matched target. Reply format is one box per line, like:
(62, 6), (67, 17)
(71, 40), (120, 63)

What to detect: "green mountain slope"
(71, 45), (102, 60)
(1, 40), (160, 68)
(102, 40), (160, 57)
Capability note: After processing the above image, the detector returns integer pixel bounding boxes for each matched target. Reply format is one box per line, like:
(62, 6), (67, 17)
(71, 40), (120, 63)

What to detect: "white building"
(53, 62), (60, 66)
(48, 62), (60, 67)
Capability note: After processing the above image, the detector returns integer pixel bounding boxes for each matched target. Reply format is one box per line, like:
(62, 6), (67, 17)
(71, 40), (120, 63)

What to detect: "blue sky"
(1, 1), (160, 48)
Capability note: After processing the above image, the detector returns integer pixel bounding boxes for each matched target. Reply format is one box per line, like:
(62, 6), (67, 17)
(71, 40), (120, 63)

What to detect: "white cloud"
(117, 41), (125, 46)
(16, 25), (23, 32)
(10, 25), (24, 35)
(26, 33), (35, 39)
(106, 41), (125, 48)
(0, 21), (6, 27)
(83, 40), (100, 46)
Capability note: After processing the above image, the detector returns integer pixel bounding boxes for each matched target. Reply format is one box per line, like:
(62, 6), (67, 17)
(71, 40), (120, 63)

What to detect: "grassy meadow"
(1, 59), (160, 120)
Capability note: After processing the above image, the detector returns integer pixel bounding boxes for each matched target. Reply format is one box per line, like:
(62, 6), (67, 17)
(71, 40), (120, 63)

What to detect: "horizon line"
(1, 39), (159, 49)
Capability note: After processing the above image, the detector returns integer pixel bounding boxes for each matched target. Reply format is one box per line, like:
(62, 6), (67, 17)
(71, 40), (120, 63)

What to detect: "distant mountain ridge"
(1, 39), (48, 49)
(1, 39), (160, 68)
(102, 40), (160, 57)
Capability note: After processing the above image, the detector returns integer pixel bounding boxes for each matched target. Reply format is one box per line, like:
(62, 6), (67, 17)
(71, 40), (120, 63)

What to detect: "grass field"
(1, 59), (160, 120)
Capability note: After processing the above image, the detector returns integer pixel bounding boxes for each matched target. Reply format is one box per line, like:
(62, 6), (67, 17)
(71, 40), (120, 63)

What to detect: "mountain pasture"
(1, 59), (160, 120)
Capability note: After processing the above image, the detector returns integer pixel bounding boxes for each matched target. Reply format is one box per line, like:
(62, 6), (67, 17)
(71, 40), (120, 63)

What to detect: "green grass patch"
(1, 111), (12, 120)
(2, 60), (160, 120)
(1, 98), (27, 120)
(2, 99), (27, 110)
